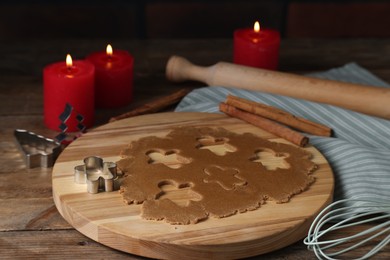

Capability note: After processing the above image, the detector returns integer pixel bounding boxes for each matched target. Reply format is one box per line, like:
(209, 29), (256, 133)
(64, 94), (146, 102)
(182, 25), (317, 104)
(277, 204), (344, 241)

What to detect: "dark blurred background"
(0, 0), (389, 41)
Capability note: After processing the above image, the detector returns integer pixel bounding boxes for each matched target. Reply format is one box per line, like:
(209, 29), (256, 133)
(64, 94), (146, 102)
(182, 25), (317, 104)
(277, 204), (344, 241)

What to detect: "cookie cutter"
(74, 156), (118, 194)
(55, 103), (86, 144)
(14, 129), (62, 168)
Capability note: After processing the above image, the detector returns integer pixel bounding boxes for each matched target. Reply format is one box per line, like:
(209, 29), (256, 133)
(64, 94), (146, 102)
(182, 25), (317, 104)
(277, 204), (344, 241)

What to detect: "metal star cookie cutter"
(14, 129), (62, 168)
(74, 156), (118, 194)
(55, 103), (86, 144)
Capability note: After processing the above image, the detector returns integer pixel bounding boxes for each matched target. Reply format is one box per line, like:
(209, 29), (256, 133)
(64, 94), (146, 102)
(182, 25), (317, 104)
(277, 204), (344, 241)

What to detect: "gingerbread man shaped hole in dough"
(157, 180), (202, 207)
(146, 149), (192, 169)
(250, 148), (290, 170)
(196, 136), (237, 156)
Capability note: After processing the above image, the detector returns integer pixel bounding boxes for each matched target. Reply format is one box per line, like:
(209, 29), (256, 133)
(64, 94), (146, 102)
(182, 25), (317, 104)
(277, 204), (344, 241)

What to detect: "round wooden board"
(52, 112), (334, 259)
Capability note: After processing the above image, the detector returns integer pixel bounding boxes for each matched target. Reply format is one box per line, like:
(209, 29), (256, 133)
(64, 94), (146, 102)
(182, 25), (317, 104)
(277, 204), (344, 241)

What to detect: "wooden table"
(1, 38), (389, 259)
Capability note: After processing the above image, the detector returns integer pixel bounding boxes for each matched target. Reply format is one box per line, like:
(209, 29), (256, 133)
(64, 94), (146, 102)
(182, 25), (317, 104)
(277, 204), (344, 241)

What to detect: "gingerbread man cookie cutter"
(74, 156), (118, 194)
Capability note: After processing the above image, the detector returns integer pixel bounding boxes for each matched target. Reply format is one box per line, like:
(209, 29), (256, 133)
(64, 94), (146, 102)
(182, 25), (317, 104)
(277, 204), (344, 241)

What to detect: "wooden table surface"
(1, 38), (389, 259)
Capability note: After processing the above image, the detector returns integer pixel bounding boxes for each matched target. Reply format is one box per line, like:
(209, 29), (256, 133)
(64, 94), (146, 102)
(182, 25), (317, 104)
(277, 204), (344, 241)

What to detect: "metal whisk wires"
(304, 198), (390, 260)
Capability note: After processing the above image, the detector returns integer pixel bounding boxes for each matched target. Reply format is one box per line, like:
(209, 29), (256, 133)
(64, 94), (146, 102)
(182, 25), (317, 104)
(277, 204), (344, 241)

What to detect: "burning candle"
(43, 54), (95, 132)
(233, 21), (280, 70)
(87, 44), (134, 108)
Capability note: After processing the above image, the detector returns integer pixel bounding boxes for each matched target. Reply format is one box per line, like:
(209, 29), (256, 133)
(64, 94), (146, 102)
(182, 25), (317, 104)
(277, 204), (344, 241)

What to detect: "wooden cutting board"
(52, 112), (334, 259)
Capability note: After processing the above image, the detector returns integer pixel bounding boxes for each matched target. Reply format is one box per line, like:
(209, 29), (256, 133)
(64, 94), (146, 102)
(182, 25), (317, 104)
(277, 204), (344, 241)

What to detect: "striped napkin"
(175, 63), (390, 206)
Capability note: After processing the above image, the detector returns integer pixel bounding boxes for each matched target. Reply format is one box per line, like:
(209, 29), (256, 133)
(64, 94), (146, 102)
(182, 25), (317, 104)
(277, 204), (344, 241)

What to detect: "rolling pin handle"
(166, 55), (211, 84)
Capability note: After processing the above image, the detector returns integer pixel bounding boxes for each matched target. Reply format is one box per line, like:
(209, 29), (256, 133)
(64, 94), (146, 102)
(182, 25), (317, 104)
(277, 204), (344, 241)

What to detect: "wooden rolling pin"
(166, 55), (390, 120)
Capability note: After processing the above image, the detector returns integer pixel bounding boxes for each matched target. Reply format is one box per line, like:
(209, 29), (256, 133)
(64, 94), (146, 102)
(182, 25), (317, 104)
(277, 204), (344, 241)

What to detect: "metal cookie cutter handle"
(74, 156), (118, 194)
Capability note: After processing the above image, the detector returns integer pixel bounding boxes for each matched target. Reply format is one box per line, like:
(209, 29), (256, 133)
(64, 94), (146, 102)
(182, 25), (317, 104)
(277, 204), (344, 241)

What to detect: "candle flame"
(254, 21), (260, 33)
(106, 44), (113, 57)
(66, 54), (73, 68)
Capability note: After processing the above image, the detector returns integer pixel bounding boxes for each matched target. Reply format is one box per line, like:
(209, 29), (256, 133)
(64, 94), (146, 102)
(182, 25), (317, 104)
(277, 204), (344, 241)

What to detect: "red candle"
(44, 54), (95, 132)
(233, 21), (280, 70)
(87, 44), (134, 108)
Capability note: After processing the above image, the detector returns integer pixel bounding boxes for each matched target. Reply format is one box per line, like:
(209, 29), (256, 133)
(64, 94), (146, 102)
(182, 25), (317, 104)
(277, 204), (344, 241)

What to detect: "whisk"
(304, 198), (390, 260)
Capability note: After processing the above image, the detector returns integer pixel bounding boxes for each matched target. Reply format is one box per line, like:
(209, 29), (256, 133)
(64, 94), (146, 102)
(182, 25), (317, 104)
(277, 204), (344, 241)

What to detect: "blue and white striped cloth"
(175, 63), (390, 204)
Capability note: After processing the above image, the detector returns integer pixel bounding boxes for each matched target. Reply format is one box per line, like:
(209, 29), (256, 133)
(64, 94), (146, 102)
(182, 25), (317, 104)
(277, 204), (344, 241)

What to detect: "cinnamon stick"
(219, 102), (309, 147)
(109, 88), (191, 122)
(226, 95), (331, 137)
